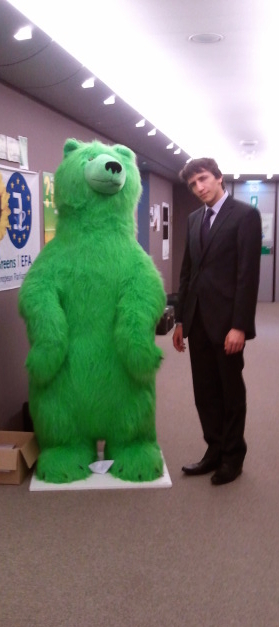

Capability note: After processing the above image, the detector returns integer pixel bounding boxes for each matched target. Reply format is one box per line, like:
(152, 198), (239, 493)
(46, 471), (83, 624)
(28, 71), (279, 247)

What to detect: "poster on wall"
(150, 203), (160, 231)
(0, 166), (40, 291)
(261, 212), (274, 254)
(162, 202), (169, 260)
(43, 171), (58, 244)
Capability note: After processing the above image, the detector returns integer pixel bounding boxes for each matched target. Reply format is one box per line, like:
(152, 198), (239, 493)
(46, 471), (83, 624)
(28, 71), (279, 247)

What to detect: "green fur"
(19, 139), (166, 483)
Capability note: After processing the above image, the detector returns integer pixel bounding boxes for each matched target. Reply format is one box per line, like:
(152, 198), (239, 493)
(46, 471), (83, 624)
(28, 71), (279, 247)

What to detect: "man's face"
(187, 169), (224, 207)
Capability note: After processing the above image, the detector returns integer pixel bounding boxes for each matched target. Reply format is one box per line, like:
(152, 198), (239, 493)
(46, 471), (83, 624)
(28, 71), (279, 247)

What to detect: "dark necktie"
(201, 208), (214, 248)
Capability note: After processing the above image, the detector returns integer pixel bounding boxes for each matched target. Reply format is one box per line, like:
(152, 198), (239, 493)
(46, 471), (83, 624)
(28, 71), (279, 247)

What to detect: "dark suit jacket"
(176, 194), (262, 344)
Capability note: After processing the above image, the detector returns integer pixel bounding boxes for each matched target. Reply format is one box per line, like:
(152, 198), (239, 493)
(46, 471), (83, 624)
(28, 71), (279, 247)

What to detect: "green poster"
(43, 172), (58, 243)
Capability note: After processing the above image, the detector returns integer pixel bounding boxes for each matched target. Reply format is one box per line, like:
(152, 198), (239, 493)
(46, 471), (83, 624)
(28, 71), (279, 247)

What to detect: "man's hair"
(179, 157), (225, 190)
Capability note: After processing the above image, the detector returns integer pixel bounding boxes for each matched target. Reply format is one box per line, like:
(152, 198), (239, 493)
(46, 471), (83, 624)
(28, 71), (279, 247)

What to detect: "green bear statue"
(19, 139), (166, 483)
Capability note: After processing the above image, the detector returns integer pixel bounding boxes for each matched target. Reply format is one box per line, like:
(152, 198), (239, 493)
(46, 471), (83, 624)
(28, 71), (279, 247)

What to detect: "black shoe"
(211, 463), (242, 485)
(182, 458), (219, 476)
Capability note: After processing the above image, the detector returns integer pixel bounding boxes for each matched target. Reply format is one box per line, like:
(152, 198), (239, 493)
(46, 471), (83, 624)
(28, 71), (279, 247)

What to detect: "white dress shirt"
(205, 189), (229, 227)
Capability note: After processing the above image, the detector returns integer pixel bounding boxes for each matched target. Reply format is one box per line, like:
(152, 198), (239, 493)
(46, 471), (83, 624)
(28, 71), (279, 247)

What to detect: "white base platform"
(29, 455), (172, 492)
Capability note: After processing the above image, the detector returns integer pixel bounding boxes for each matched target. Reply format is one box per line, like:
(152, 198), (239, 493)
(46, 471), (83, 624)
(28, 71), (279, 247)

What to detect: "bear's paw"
(108, 442), (164, 482)
(36, 445), (96, 483)
(26, 341), (67, 386)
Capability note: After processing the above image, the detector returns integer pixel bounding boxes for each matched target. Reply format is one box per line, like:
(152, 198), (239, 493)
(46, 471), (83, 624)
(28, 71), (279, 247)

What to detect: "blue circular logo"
(7, 172), (32, 249)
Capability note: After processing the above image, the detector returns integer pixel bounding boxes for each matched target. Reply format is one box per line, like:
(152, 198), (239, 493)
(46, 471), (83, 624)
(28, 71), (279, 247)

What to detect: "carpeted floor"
(1, 302), (279, 627)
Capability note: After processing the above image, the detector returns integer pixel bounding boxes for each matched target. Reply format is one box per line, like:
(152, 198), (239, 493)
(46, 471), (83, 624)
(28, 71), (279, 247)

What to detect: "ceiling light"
(246, 180), (262, 186)
(166, 142), (174, 149)
(240, 140), (258, 148)
(240, 139), (258, 157)
(148, 128), (156, 136)
(81, 77), (95, 88)
(234, 173), (240, 179)
(136, 119), (145, 127)
(189, 33), (223, 44)
(14, 25), (32, 41)
(266, 173), (273, 179)
(104, 95), (115, 105)
(174, 148), (181, 155)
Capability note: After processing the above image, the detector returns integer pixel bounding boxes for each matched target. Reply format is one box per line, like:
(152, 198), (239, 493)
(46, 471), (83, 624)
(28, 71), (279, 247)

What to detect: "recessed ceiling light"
(189, 33), (223, 44)
(174, 148), (181, 154)
(81, 77), (95, 89)
(136, 119), (145, 127)
(14, 25), (32, 41)
(148, 128), (156, 136)
(240, 139), (258, 148)
(104, 95), (115, 105)
(166, 142), (174, 149)
(240, 140), (258, 159)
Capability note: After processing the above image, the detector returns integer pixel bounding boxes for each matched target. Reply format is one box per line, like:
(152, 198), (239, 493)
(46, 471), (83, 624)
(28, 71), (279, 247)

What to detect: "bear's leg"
(107, 440), (163, 482)
(30, 391), (97, 483)
(36, 444), (96, 483)
(105, 385), (164, 482)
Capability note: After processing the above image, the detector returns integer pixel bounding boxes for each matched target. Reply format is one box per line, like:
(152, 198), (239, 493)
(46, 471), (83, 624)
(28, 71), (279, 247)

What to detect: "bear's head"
(54, 139), (142, 235)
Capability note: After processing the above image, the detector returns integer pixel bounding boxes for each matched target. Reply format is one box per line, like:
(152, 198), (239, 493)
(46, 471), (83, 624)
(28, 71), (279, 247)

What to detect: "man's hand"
(173, 324), (186, 353)
(224, 328), (245, 354)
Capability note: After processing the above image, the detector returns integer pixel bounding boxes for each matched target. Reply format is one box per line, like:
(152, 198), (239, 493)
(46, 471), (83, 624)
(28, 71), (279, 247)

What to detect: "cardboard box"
(0, 431), (39, 485)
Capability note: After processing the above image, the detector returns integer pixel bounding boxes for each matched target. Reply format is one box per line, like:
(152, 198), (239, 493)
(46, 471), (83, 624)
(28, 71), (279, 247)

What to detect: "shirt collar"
(205, 189), (228, 215)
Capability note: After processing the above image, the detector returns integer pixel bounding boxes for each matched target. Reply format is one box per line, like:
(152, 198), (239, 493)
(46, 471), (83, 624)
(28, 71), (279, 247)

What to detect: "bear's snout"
(84, 152), (126, 194)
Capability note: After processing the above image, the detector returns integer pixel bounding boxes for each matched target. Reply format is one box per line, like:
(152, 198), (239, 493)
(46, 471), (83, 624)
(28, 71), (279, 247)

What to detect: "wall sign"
(162, 202), (169, 260)
(261, 212), (274, 255)
(43, 171), (58, 243)
(0, 166), (40, 291)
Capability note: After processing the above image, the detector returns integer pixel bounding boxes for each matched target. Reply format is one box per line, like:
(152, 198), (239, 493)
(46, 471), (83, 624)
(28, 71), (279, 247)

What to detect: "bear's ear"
(114, 144), (135, 161)
(63, 138), (81, 158)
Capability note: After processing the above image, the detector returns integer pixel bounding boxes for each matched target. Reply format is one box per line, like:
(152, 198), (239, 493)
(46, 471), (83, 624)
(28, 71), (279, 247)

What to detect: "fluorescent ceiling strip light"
(14, 25), (32, 40)
(104, 95), (115, 105)
(136, 119), (145, 127)
(81, 77), (95, 88)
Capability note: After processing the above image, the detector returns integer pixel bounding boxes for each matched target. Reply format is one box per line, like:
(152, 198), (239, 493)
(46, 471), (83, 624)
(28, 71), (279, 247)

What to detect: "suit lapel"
(192, 206), (205, 256)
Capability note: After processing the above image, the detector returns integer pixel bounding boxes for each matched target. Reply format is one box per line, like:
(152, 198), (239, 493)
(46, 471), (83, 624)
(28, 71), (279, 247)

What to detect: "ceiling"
(0, 0), (278, 182)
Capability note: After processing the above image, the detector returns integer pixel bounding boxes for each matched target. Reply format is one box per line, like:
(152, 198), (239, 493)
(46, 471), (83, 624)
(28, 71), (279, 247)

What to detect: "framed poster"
(162, 202), (169, 260)
(0, 166), (40, 291)
(43, 171), (58, 243)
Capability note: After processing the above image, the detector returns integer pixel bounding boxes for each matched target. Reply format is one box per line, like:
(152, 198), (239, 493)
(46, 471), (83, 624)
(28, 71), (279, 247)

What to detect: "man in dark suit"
(173, 158), (262, 485)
